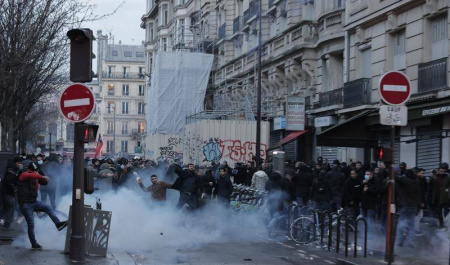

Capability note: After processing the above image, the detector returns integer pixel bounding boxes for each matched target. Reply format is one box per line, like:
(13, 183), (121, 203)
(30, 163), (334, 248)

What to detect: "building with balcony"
(140, 0), (450, 168)
(315, 0), (450, 172)
(96, 31), (147, 158)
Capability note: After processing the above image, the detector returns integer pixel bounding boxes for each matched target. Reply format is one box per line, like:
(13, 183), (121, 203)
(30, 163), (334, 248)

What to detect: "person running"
(17, 162), (68, 250)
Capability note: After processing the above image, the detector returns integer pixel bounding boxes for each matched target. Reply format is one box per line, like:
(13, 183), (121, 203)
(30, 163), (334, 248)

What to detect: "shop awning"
(268, 130), (309, 151)
(317, 109), (378, 147)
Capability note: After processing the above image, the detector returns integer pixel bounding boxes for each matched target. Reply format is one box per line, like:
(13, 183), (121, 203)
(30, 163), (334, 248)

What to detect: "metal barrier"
(319, 210), (329, 246)
(328, 212), (340, 251)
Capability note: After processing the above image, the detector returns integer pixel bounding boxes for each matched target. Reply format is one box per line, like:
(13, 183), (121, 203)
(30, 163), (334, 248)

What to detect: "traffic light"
(374, 147), (384, 161)
(76, 124), (99, 143)
(84, 168), (95, 194)
(67, 28), (95, 83)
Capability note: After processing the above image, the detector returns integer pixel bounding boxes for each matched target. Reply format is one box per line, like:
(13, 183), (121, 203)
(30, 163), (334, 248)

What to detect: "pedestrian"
(17, 162), (68, 250)
(326, 160), (345, 212)
(310, 170), (333, 211)
(172, 164), (202, 210)
(251, 170), (268, 191)
(136, 174), (172, 204)
(265, 171), (286, 233)
(428, 163), (450, 228)
(413, 167), (427, 236)
(200, 168), (215, 200)
(343, 170), (363, 217)
(0, 157), (23, 230)
(396, 169), (421, 247)
(361, 170), (381, 227)
(293, 165), (314, 206)
(213, 168), (233, 207)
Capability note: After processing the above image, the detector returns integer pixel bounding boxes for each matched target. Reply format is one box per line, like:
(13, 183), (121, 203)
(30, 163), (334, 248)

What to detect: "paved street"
(0, 217), (447, 265)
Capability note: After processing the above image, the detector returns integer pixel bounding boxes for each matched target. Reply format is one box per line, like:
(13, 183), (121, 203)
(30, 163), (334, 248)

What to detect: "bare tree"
(0, 0), (122, 153)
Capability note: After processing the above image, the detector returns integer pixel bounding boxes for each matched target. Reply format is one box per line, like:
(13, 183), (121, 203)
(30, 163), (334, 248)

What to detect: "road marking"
(297, 249), (306, 253)
(64, 98), (90, 107)
(323, 260), (335, 264)
(310, 254), (320, 258)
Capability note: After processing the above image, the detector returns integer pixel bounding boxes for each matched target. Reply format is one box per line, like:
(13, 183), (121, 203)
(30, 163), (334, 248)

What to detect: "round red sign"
(378, 71), (411, 105)
(59, 83), (95, 122)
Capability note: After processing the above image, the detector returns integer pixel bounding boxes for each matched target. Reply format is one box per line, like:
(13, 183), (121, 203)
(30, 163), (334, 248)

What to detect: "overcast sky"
(86, 0), (145, 45)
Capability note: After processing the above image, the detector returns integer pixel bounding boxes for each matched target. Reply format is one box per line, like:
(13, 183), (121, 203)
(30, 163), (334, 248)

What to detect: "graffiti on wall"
(218, 140), (267, 162)
(152, 136), (183, 163)
(202, 138), (222, 162)
(199, 138), (267, 163)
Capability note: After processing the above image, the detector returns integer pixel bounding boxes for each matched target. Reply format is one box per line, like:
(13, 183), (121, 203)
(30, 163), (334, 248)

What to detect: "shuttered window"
(416, 127), (442, 174)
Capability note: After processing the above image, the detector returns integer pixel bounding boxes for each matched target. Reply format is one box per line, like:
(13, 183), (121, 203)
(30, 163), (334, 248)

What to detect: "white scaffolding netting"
(147, 52), (214, 135)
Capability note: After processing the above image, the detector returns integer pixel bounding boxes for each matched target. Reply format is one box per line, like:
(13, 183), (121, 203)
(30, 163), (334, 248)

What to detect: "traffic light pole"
(70, 122), (85, 262)
(385, 125), (396, 264)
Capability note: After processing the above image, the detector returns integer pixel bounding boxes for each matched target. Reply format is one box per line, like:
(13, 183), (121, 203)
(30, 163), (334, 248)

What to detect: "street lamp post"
(255, 0), (263, 168)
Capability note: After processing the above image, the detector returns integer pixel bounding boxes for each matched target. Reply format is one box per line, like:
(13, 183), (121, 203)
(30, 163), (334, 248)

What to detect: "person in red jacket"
(17, 162), (68, 250)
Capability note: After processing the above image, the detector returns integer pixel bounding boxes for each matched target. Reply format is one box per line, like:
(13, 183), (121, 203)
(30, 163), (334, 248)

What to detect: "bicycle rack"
(328, 212), (339, 251)
(336, 214), (347, 254)
(343, 216), (368, 258)
(319, 210), (328, 246)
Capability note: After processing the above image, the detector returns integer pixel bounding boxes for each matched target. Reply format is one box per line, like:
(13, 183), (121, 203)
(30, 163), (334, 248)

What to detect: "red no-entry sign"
(378, 71), (411, 105)
(59, 83), (95, 122)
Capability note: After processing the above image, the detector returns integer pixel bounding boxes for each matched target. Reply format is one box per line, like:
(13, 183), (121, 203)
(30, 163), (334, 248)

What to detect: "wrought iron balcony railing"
(318, 87), (343, 108)
(418, 57), (447, 93)
(102, 72), (145, 79)
(343, 78), (371, 108)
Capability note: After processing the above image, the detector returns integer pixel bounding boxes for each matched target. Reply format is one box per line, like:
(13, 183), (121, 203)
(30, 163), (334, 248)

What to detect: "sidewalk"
(0, 219), (123, 265)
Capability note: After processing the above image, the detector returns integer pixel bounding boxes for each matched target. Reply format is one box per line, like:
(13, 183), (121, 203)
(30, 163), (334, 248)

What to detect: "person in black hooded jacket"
(0, 157), (23, 230)
(265, 171), (287, 232)
(293, 165), (314, 206)
(310, 170), (333, 211)
(396, 169), (421, 247)
(343, 170), (363, 217)
(172, 164), (202, 210)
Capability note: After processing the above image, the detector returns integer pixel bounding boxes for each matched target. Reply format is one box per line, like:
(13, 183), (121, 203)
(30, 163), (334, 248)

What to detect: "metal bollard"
(345, 216), (357, 257)
(336, 214), (347, 254)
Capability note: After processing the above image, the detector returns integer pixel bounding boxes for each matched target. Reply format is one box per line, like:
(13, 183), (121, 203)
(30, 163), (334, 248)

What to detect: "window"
(321, 57), (331, 92)
(112, 51), (118, 56)
(121, 141), (128, 153)
(149, 22), (154, 41)
(138, 121), (145, 133)
(139, 67), (144, 78)
(124, 51), (132, 57)
(361, 47), (372, 78)
(121, 122), (128, 135)
(122, 102), (129, 114)
(139, 85), (145, 96)
(431, 15), (448, 60)
(179, 19), (185, 43)
(107, 141), (114, 152)
(162, 4), (168, 26)
(122, 85), (129, 96)
(162, 38), (167, 51)
(138, 102), (145, 114)
(108, 66), (114, 77)
(136, 52), (144, 57)
(393, 30), (406, 70)
(107, 121), (114, 134)
(123, 67), (128, 78)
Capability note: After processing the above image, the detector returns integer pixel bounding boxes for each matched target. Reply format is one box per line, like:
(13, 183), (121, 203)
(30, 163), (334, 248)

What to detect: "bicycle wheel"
(290, 216), (316, 244)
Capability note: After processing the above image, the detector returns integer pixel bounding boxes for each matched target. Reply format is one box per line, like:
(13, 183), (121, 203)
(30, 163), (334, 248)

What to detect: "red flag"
(95, 134), (103, 159)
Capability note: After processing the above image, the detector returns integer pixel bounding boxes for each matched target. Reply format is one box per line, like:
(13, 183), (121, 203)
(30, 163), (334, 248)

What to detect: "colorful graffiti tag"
(202, 138), (222, 162)
(218, 140), (267, 162)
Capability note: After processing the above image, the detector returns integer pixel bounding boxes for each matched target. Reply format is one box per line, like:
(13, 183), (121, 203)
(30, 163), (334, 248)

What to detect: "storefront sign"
(422, 105), (450, 117)
(286, 97), (305, 131)
(274, 116), (286, 130)
(314, 116), (338, 127)
(379, 105), (408, 126)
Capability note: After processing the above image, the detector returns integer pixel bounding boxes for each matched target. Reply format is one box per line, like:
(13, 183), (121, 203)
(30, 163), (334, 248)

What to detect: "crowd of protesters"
(1, 152), (450, 250)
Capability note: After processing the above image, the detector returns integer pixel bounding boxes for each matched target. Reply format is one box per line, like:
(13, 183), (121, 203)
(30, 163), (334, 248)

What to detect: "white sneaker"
(0, 219), (4, 226)
(17, 217), (24, 224)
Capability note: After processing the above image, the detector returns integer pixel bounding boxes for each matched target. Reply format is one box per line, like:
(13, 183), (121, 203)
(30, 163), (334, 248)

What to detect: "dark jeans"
(434, 203), (450, 226)
(176, 192), (198, 210)
(1, 194), (15, 227)
(40, 190), (57, 210)
(397, 206), (417, 245)
(20, 201), (61, 245)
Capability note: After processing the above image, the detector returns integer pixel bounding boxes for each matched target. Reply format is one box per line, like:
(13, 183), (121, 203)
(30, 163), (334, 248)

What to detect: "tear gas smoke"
(13, 165), (269, 251)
